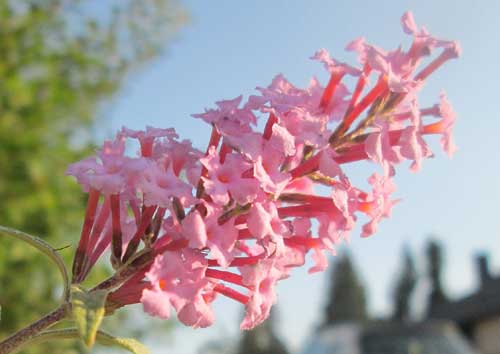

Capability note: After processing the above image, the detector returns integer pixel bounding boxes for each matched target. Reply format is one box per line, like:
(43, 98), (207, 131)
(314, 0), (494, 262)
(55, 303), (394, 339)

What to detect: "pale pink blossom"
(247, 202), (288, 255)
(141, 250), (215, 328)
(122, 126), (178, 157)
(239, 259), (281, 329)
(311, 48), (361, 76)
(139, 163), (195, 208)
(360, 173), (399, 237)
(319, 148), (342, 178)
(153, 137), (203, 184)
(365, 119), (403, 176)
(183, 205), (238, 268)
(192, 96), (257, 137)
(201, 146), (259, 205)
(401, 11), (418, 35)
(66, 135), (130, 195)
(427, 92), (457, 157)
(253, 155), (291, 196)
(399, 101), (433, 172)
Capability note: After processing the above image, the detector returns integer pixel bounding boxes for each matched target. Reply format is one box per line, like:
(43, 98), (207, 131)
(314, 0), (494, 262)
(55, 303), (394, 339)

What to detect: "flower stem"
(0, 225), (70, 302)
(0, 304), (69, 354)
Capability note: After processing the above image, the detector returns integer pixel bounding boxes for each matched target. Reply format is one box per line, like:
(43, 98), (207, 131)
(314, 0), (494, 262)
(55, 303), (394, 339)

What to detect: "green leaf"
(70, 286), (108, 348)
(95, 331), (150, 354)
(14, 328), (150, 354)
(0, 225), (70, 302)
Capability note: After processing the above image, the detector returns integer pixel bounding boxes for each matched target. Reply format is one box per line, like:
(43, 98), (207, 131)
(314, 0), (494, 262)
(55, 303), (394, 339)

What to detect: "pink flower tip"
(401, 11), (418, 35)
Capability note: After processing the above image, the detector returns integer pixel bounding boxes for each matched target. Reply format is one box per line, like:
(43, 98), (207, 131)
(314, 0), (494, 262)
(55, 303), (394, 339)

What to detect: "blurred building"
(299, 248), (483, 354)
(299, 321), (479, 354)
(429, 254), (500, 354)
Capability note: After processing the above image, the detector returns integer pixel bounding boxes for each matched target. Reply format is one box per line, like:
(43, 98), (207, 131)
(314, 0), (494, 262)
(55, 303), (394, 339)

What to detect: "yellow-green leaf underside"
(70, 285), (108, 348)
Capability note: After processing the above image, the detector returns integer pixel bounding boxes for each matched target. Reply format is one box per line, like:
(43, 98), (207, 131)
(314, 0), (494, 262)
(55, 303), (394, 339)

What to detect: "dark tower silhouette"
(324, 252), (368, 325)
(392, 246), (417, 321)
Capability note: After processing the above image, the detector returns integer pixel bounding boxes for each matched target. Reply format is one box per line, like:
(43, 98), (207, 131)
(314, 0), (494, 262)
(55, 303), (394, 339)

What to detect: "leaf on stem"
(70, 285), (108, 348)
(15, 328), (150, 354)
(95, 331), (150, 354)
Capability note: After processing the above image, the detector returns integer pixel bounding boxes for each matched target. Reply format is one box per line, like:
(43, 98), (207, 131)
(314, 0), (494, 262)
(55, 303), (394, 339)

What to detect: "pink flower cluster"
(67, 12), (459, 330)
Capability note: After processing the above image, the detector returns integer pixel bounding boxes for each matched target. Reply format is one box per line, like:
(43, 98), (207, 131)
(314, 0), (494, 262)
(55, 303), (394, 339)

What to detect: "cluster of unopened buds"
(67, 12), (459, 330)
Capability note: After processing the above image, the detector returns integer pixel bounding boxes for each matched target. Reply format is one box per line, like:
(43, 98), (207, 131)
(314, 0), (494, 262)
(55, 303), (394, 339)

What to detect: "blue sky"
(97, 1), (500, 353)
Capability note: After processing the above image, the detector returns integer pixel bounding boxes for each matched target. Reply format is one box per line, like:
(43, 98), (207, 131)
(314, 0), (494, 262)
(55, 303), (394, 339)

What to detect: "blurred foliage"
(392, 246), (417, 321)
(236, 309), (288, 354)
(323, 252), (368, 325)
(426, 239), (447, 315)
(0, 0), (186, 352)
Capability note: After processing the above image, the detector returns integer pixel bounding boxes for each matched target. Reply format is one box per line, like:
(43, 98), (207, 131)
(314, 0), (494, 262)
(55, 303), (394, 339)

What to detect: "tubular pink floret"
(289, 153), (321, 178)
(284, 236), (323, 249)
(415, 43), (461, 81)
(219, 142), (233, 163)
(423, 121), (444, 134)
(207, 125), (222, 151)
(85, 197), (110, 255)
(278, 203), (340, 218)
(208, 254), (264, 267)
(71, 188), (100, 282)
(319, 73), (345, 109)
(214, 284), (249, 304)
(343, 76), (388, 128)
(205, 269), (249, 288)
(85, 228), (112, 276)
(122, 205), (157, 262)
(154, 238), (189, 255)
(347, 63), (371, 111)
(128, 198), (141, 225)
(262, 113), (278, 140)
(110, 194), (122, 260)
(78, 188), (100, 252)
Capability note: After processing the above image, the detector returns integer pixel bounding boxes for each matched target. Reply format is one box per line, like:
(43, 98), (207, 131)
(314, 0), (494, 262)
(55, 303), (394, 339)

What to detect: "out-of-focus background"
(1, 1), (499, 354)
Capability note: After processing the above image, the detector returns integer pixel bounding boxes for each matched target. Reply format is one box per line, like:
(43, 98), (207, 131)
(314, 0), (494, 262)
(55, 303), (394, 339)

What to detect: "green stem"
(0, 225), (70, 302)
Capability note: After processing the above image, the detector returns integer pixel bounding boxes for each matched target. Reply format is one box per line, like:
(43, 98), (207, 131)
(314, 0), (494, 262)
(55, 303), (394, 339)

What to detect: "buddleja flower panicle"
(67, 12), (458, 330)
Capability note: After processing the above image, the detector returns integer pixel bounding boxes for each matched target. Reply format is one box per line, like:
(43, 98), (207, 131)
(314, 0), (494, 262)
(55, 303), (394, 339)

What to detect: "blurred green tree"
(392, 246), (417, 321)
(426, 239), (448, 316)
(323, 252), (368, 325)
(0, 1), (186, 352)
(236, 308), (288, 354)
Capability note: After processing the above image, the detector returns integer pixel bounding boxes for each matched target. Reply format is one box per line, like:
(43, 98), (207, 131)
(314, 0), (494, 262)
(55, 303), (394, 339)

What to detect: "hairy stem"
(0, 304), (69, 354)
(92, 249), (153, 292)
(0, 247), (153, 354)
(0, 225), (70, 302)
